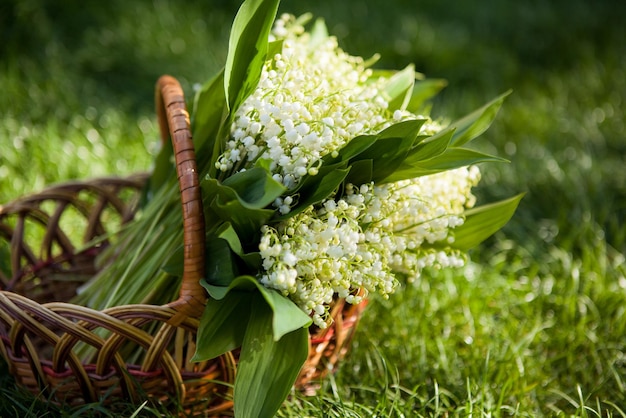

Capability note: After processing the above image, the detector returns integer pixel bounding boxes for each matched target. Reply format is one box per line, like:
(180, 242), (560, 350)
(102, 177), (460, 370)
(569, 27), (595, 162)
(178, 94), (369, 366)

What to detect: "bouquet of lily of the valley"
(76, 0), (521, 416)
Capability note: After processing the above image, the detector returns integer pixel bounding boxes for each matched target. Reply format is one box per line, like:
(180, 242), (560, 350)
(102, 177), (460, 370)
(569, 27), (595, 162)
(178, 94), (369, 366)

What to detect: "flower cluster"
(215, 14), (413, 193)
(259, 166), (481, 327)
(217, 14), (483, 327)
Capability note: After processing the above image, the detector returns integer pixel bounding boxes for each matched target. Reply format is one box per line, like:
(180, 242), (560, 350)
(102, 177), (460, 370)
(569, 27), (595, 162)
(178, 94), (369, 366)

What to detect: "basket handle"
(155, 75), (206, 319)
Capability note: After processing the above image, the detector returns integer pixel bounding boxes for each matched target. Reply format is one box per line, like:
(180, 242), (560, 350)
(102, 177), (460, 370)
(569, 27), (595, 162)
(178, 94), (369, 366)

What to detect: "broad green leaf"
(372, 155), (412, 183)
(323, 134), (378, 164)
(370, 68), (400, 81)
(266, 39), (284, 60)
(342, 120), (424, 185)
(419, 147), (509, 171)
(318, 126), (426, 188)
(202, 177), (276, 241)
(224, 0), (280, 113)
(203, 275), (312, 339)
(326, 121), (422, 169)
(192, 290), (253, 361)
(253, 156), (273, 171)
(352, 133), (417, 183)
(405, 127), (455, 162)
(204, 233), (239, 286)
(216, 222), (262, 270)
(211, 194), (275, 242)
(192, 69), (227, 157)
(222, 167), (286, 209)
(203, 275), (257, 300)
(451, 194), (524, 251)
(216, 222), (244, 257)
(449, 90), (512, 147)
(356, 130), (415, 164)
(376, 119), (426, 142)
(384, 147), (508, 183)
(281, 166), (350, 219)
(261, 288), (313, 340)
(383, 64), (416, 111)
(234, 296), (309, 418)
(345, 159), (373, 186)
(406, 78), (448, 114)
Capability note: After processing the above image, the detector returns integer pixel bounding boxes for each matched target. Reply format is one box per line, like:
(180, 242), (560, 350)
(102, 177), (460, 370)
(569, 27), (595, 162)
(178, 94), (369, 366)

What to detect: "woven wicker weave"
(0, 75), (365, 415)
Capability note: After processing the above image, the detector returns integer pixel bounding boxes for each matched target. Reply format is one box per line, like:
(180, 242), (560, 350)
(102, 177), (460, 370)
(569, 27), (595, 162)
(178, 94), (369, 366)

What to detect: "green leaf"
(334, 122), (426, 186)
(192, 290), (253, 361)
(262, 288), (312, 340)
(203, 275), (257, 300)
(216, 222), (262, 270)
(406, 127), (455, 162)
(326, 120), (424, 167)
(353, 134), (418, 183)
(449, 90), (512, 147)
(224, 0), (280, 113)
(370, 68), (400, 81)
(451, 194), (524, 251)
(385, 146), (508, 182)
(323, 134), (378, 164)
(205, 233), (239, 286)
(203, 275), (312, 340)
(234, 296), (309, 418)
(266, 39), (284, 60)
(406, 78), (448, 114)
(192, 69), (227, 157)
(221, 167), (286, 209)
(282, 166), (350, 219)
(317, 124), (426, 188)
(202, 177), (278, 241)
(376, 119), (426, 142)
(215, 222), (245, 257)
(345, 159), (373, 186)
(383, 64), (416, 111)
(210, 194), (275, 243)
(419, 147), (509, 171)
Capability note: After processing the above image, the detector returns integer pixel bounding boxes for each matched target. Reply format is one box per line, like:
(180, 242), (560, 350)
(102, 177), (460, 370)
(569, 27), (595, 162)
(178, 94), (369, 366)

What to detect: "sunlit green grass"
(2, 0), (626, 416)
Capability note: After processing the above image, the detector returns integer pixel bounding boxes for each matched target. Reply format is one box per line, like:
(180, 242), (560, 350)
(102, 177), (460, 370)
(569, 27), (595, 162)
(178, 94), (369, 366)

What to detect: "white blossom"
(258, 166), (480, 327)
(215, 15), (485, 327)
(215, 14), (423, 196)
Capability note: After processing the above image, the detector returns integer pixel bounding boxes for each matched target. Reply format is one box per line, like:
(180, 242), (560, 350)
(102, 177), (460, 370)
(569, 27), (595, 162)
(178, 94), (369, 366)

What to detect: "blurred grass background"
(1, 0), (626, 416)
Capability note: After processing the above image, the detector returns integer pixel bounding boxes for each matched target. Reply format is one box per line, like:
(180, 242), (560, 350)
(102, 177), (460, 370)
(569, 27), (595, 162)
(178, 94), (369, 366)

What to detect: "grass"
(2, 0), (626, 416)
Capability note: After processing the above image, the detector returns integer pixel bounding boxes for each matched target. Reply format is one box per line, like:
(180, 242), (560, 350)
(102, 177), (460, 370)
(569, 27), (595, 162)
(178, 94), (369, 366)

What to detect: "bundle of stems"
(74, 180), (182, 309)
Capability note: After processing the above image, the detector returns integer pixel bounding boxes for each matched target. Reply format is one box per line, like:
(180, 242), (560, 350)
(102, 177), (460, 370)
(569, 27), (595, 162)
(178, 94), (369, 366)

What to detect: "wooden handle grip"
(155, 75), (206, 318)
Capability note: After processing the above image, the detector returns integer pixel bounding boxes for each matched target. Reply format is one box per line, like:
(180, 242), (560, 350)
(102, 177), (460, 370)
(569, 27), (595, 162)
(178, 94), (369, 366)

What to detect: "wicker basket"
(0, 76), (366, 415)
